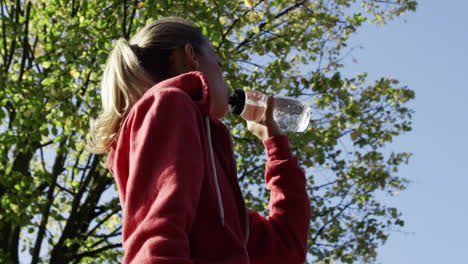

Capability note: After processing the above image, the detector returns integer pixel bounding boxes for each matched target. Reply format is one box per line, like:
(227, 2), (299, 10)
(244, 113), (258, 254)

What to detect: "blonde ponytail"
(85, 17), (205, 154)
(85, 38), (154, 154)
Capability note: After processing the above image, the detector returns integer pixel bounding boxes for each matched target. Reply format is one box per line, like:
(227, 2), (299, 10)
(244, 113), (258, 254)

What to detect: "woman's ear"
(183, 43), (200, 71)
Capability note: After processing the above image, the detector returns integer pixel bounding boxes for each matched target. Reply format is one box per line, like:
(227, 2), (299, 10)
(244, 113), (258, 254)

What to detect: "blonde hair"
(85, 17), (205, 154)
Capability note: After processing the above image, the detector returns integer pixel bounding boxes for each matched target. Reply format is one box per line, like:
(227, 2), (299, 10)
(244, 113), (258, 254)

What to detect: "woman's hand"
(246, 96), (285, 142)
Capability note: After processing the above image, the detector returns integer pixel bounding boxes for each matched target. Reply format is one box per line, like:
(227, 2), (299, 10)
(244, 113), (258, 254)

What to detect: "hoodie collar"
(145, 71), (212, 116)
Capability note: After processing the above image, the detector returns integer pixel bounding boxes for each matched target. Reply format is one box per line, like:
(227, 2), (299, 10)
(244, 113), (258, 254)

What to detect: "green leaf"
(42, 61), (52, 69)
(41, 78), (55, 86)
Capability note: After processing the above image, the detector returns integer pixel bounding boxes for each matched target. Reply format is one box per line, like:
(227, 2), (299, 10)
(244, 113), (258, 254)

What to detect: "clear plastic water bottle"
(229, 89), (311, 132)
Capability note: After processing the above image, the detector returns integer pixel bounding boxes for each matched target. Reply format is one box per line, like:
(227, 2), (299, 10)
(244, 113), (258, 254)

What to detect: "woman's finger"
(259, 96), (274, 125)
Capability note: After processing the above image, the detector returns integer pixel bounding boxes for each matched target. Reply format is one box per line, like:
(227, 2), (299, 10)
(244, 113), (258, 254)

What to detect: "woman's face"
(172, 40), (230, 119)
(198, 42), (230, 119)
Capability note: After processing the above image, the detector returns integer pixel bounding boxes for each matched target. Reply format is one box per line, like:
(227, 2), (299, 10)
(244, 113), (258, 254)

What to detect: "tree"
(0, 0), (416, 263)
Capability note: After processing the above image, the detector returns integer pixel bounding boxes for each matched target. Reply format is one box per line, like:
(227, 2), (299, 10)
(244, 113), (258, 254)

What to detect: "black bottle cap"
(228, 89), (245, 115)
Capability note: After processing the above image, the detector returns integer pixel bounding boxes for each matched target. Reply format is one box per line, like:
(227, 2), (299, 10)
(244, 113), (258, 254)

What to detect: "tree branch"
(38, 144), (48, 173)
(311, 180), (338, 190)
(213, 0), (221, 27)
(233, 0), (308, 53)
(125, 0), (138, 39)
(55, 183), (75, 196)
(84, 207), (120, 240)
(236, 59), (265, 69)
(18, 0), (31, 82)
(373, 0), (404, 5)
(89, 226), (122, 249)
(72, 243), (122, 261)
(31, 137), (68, 264)
(4, 1), (18, 73)
(1, 0), (8, 68)
(122, 0), (127, 38)
(69, 150), (83, 184)
(216, 0), (265, 52)
(311, 200), (353, 244)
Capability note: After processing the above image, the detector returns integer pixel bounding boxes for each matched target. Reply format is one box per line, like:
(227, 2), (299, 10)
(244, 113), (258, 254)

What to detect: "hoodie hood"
(143, 71), (212, 116)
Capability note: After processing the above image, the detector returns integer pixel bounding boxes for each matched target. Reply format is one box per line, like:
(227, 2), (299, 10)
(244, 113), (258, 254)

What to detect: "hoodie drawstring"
(205, 116), (225, 227)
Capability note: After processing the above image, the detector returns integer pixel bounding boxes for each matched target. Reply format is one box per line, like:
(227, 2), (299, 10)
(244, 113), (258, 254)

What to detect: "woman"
(86, 17), (310, 264)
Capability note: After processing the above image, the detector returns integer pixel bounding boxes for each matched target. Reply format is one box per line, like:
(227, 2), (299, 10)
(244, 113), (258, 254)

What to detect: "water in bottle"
(272, 96), (310, 132)
(229, 89), (310, 132)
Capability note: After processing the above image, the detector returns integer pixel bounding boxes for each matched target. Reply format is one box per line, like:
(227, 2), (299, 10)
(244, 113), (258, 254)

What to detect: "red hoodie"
(106, 71), (311, 264)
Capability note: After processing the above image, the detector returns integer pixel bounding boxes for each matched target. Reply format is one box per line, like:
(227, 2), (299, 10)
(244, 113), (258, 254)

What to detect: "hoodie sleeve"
(123, 90), (203, 264)
(247, 135), (311, 264)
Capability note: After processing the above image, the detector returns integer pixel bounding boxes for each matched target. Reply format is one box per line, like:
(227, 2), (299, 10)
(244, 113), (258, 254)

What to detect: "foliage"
(0, 0), (416, 263)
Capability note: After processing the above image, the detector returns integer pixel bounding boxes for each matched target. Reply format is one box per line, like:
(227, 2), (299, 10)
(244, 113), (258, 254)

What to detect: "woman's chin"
(211, 106), (229, 119)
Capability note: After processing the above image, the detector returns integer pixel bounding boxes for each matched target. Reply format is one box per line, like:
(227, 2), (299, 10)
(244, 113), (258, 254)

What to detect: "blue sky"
(340, 1), (468, 263)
